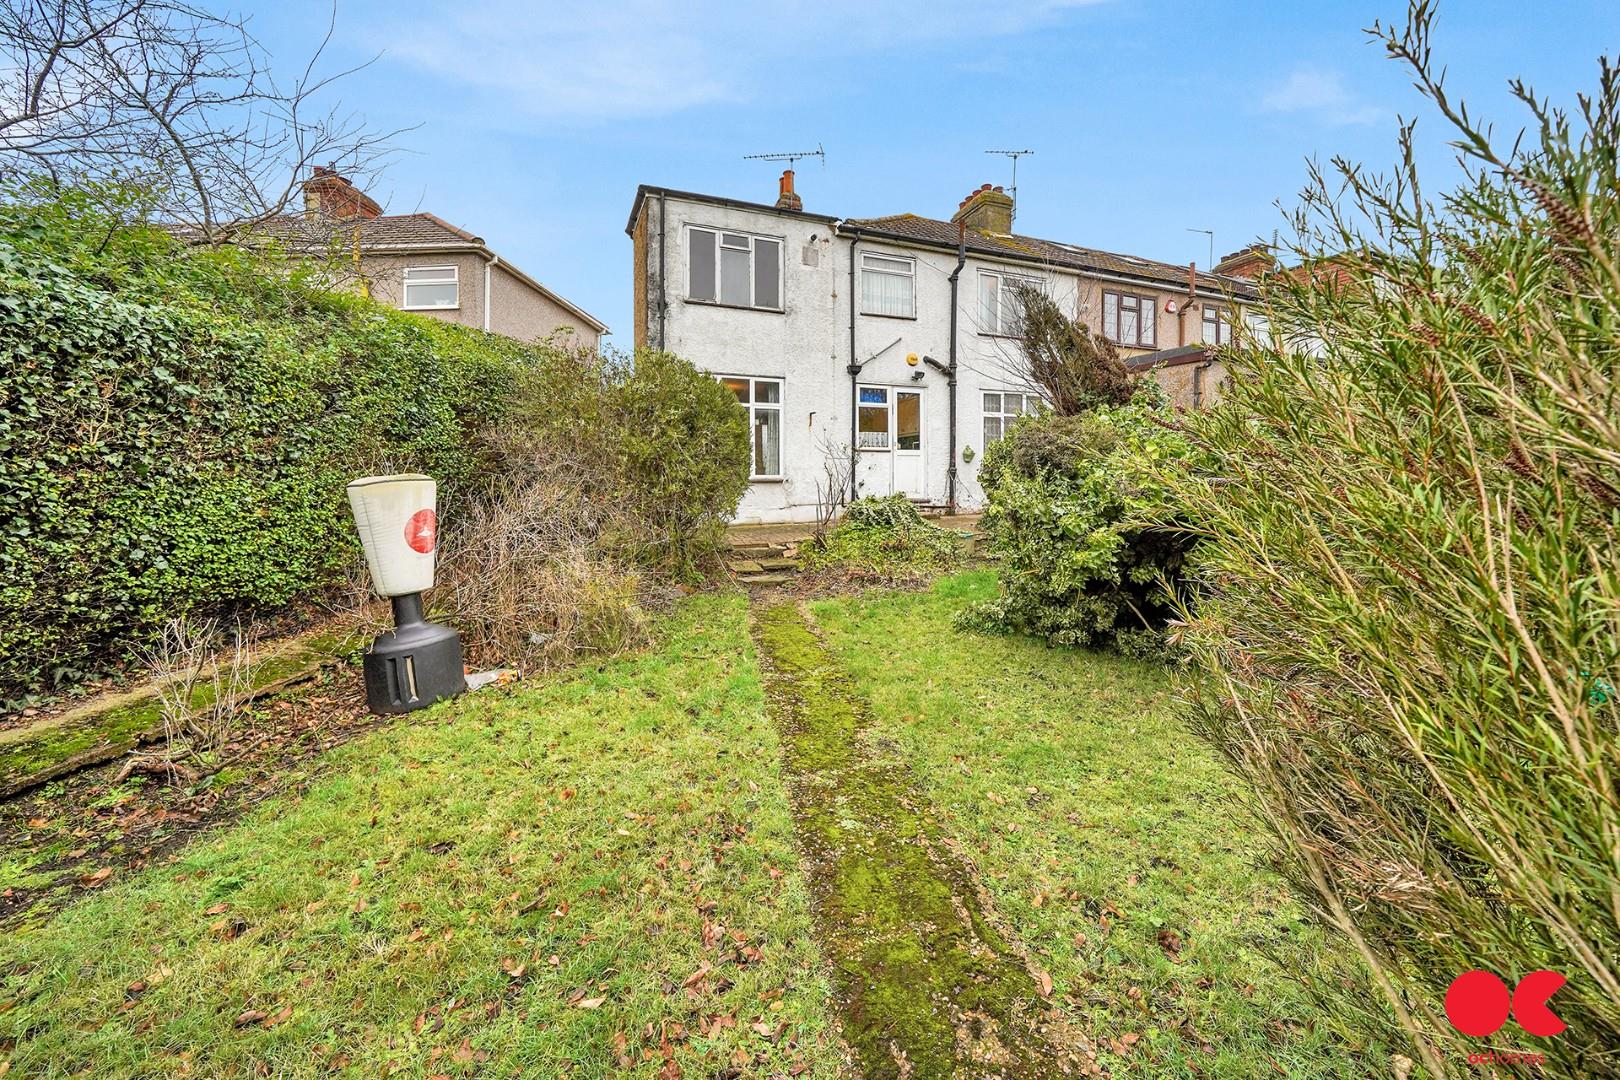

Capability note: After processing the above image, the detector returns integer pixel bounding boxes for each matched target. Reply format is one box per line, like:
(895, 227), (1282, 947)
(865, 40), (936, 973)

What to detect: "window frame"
(981, 389), (1042, 447)
(859, 251), (917, 319)
(978, 268), (1042, 337)
(718, 374), (785, 480)
(686, 226), (785, 313)
(401, 264), (460, 311)
(1101, 289), (1157, 348)
(1202, 303), (1233, 346)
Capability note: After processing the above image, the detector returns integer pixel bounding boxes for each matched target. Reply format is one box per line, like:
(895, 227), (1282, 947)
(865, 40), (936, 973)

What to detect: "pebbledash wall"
(628, 182), (1255, 523)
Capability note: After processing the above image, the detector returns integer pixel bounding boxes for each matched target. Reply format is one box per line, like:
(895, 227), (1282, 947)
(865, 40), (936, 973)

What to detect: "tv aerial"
(743, 143), (826, 170)
(985, 149), (1034, 227)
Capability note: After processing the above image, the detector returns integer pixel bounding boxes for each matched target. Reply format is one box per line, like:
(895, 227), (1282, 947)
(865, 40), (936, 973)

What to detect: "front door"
(854, 386), (925, 500)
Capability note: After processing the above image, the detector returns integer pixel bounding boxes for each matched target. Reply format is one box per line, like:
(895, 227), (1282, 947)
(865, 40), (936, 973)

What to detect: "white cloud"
(1259, 67), (1382, 126)
(375, 0), (1107, 122)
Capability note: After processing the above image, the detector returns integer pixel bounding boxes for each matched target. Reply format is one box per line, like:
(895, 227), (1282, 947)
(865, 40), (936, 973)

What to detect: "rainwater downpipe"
(846, 225), (862, 502)
(657, 191), (669, 349)
(923, 226), (967, 513)
(483, 253), (500, 332)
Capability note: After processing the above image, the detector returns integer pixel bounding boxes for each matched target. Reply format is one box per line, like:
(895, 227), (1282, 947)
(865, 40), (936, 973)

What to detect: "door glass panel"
(896, 392), (920, 451)
(754, 409), (781, 475)
(859, 386), (888, 404)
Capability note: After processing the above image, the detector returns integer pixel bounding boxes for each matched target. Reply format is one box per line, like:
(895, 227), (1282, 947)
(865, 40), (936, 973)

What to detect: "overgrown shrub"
(1165, 11), (1620, 1074)
(430, 349), (748, 670)
(799, 495), (964, 579)
(958, 402), (1197, 655)
(431, 472), (654, 674)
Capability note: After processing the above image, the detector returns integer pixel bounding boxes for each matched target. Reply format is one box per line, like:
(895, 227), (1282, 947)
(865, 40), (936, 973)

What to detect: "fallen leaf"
(1035, 970), (1054, 997)
(79, 867), (113, 888)
(205, 903), (230, 916)
(234, 1009), (268, 1027)
(575, 997), (605, 1010)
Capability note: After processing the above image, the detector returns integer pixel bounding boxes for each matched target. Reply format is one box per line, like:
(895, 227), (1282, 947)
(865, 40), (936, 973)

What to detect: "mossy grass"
(0, 595), (844, 1078)
(754, 601), (1080, 1078)
(810, 572), (1372, 1077)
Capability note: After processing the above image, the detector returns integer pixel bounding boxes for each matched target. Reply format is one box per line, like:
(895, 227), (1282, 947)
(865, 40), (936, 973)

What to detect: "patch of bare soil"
(0, 664), (383, 930)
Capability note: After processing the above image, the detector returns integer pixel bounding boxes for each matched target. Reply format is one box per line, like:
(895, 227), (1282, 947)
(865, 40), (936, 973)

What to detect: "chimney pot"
(774, 168), (803, 212)
(951, 181), (1014, 235)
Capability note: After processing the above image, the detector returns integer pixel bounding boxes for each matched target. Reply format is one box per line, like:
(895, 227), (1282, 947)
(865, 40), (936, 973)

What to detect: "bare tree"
(0, 0), (403, 242)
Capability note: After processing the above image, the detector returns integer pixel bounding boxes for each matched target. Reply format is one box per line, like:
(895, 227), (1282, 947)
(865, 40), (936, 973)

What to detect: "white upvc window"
(860, 252), (916, 318)
(720, 375), (783, 478)
(402, 265), (459, 310)
(982, 390), (1041, 445)
(978, 269), (1041, 336)
(688, 227), (783, 311)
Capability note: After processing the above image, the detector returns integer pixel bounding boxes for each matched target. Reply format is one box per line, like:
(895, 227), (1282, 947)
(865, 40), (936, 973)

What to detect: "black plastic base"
(362, 593), (465, 714)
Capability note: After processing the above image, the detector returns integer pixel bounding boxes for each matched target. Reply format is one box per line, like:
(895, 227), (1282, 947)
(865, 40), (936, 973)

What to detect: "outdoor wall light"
(346, 474), (465, 714)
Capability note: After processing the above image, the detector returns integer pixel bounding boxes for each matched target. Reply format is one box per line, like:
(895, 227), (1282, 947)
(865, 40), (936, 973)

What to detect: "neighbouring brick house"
(627, 172), (1265, 522)
(289, 168), (606, 346)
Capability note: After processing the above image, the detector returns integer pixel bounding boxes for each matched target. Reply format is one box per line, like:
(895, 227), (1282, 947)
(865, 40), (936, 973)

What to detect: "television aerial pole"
(1186, 227), (1214, 269)
(743, 143), (826, 170)
(984, 149), (1034, 228)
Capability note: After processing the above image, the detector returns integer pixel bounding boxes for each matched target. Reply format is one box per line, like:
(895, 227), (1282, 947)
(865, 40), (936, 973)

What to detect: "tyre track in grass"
(753, 601), (1087, 1079)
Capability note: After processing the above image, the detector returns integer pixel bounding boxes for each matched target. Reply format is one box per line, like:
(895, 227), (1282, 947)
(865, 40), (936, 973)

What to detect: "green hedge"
(0, 213), (529, 699)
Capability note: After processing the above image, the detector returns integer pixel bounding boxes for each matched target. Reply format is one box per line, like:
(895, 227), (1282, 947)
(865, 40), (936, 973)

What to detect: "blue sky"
(246, 1), (1617, 346)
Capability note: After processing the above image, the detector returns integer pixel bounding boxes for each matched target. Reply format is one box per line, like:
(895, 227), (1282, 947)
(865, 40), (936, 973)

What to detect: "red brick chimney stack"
(775, 169), (803, 212)
(302, 165), (382, 220)
(1213, 244), (1275, 280)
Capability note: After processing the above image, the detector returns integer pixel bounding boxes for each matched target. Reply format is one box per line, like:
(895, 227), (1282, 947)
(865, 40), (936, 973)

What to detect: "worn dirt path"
(753, 601), (1087, 1080)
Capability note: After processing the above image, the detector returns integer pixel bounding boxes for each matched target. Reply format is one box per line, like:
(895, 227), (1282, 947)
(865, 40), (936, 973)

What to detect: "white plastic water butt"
(346, 474), (438, 598)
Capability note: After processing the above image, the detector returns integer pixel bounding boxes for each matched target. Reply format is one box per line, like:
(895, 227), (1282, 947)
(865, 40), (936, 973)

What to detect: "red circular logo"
(1446, 970), (1512, 1037)
(404, 509), (437, 554)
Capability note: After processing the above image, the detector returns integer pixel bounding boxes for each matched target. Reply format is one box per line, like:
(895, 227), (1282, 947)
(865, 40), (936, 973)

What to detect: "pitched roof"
(255, 212), (484, 250)
(228, 213), (607, 333)
(845, 213), (1257, 298)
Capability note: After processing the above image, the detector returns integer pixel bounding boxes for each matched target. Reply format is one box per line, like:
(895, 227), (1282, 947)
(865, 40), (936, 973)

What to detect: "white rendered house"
(626, 173), (1262, 524)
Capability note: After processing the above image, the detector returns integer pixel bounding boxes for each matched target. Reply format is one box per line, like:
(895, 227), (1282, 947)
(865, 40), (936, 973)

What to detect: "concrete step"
(756, 557), (797, 571)
(739, 573), (791, 587)
(727, 559), (764, 574)
(727, 543), (788, 559)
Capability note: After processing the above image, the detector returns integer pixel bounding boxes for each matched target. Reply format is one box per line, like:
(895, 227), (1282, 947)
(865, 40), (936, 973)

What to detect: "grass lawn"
(810, 571), (1370, 1078)
(0, 594), (846, 1079)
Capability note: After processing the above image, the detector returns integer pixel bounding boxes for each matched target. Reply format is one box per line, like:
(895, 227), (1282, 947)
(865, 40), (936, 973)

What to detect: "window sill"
(402, 305), (461, 312)
(859, 311), (917, 321)
(685, 299), (785, 314)
(748, 476), (785, 484)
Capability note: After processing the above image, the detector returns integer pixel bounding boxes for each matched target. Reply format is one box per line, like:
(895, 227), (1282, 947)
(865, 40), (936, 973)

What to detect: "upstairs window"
(982, 391), (1041, 445)
(860, 252), (916, 318)
(979, 270), (1040, 336)
(688, 227), (782, 310)
(402, 265), (458, 309)
(1202, 303), (1234, 345)
(720, 375), (782, 478)
(1102, 290), (1156, 348)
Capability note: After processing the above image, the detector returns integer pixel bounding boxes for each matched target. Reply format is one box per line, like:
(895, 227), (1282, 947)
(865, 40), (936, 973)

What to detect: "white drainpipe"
(483, 253), (500, 332)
